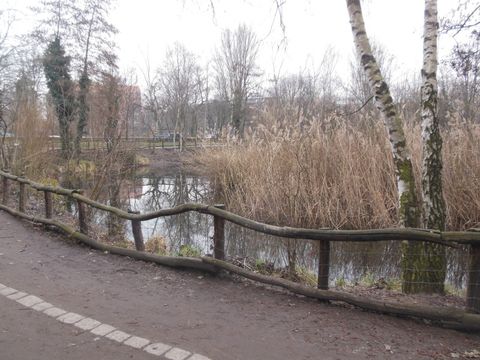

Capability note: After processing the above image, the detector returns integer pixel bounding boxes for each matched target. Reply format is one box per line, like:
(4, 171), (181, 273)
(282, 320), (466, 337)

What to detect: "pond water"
(68, 170), (469, 290)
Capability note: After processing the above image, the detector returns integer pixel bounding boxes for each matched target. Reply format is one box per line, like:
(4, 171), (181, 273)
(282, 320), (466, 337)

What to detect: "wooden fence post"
(129, 210), (145, 251)
(76, 190), (88, 235)
(44, 191), (52, 219)
(2, 169), (9, 205)
(467, 243), (480, 313)
(18, 172), (26, 213)
(317, 240), (330, 290)
(213, 204), (225, 260)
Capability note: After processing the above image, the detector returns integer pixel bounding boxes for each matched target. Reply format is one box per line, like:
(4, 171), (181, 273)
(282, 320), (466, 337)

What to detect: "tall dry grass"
(200, 115), (480, 231)
(8, 96), (55, 178)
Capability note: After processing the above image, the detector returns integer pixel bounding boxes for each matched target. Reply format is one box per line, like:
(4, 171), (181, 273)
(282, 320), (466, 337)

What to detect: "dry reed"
(199, 115), (480, 231)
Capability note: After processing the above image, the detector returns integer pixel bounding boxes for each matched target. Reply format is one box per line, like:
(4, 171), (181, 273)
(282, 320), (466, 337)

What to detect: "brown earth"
(0, 211), (479, 360)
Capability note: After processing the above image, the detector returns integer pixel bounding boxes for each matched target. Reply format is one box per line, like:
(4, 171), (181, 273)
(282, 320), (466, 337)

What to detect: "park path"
(0, 211), (479, 360)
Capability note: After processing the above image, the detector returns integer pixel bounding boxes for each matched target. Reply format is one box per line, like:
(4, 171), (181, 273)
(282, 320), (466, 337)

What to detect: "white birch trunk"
(421, 0), (445, 231)
(419, 0), (446, 293)
(346, 0), (419, 228)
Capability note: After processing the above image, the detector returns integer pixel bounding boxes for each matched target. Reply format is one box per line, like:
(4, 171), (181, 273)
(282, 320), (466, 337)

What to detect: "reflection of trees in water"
(133, 173), (212, 254)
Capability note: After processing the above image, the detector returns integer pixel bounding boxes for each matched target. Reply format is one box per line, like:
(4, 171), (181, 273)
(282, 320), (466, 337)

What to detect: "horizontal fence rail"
(0, 169), (479, 330)
(1, 170), (479, 245)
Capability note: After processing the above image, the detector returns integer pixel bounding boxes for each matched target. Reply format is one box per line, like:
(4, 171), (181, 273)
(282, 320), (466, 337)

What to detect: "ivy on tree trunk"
(42, 37), (76, 159)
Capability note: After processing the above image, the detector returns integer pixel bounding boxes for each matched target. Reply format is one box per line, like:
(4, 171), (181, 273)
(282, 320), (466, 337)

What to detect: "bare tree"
(141, 54), (163, 138)
(73, 0), (117, 156)
(0, 9), (17, 167)
(101, 70), (121, 154)
(442, 0), (480, 37)
(159, 43), (202, 150)
(213, 24), (260, 137)
(448, 36), (480, 122)
(442, 1), (480, 122)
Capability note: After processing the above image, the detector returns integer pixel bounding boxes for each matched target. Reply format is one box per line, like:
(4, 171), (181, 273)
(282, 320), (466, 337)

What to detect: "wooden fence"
(1, 168), (480, 330)
(47, 137), (201, 152)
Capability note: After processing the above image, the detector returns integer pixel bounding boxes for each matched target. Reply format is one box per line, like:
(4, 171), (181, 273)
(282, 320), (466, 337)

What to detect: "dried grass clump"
(199, 115), (480, 231)
(442, 122), (480, 230)
(145, 235), (168, 255)
(8, 96), (56, 178)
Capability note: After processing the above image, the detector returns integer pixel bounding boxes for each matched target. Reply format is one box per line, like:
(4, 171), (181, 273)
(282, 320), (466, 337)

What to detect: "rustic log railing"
(1, 169), (480, 330)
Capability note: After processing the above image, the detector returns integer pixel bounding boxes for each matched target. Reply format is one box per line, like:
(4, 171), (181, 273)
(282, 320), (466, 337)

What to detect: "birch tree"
(346, 0), (420, 230)
(346, 0), (451, 293)
(415, 0), (446, 294)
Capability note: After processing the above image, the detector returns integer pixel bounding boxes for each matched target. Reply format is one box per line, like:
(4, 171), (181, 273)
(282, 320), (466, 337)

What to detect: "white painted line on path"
(91, 324), (116, 336)
(105, 330), (131, 343)
(144, 343), (172, 356)
(124, 336), (150, 349)
(44, 307), (67, 318)
(74, 318), (102, 331)
(165, 347), (191, 360)
(16, 295), (43, 307)
(31, 301), (54, 311)
(0, 281), (212, 359)
(0, 287), (17, 296)
(57, 312), (85, 324)
(189, 355), (212, 360)
(7, 291), (28, 300)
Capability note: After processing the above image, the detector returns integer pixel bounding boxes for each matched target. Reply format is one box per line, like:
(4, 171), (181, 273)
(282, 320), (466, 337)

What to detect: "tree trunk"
(346, 0), (423, 292)
(75, 70), (90, 157)
(405, 0), (446, 294)
(346, 0), (420, 227)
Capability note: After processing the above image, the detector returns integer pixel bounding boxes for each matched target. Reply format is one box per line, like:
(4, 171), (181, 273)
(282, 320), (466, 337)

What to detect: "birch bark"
(346, 0), (435, 293)
(416, 0), (446, 293)
(346, 0), (448, 294)
(346, 0), (420, 228)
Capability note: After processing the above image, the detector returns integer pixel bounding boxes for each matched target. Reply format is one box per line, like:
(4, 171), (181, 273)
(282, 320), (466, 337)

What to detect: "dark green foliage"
(42, 37), (76, 158)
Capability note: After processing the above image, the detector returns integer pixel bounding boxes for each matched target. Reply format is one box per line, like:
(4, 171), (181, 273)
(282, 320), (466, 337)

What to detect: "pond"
(68, 170), (469, 290)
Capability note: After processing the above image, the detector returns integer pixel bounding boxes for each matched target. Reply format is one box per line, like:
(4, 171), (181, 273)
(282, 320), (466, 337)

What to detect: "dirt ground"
(0, 211), (479, 360)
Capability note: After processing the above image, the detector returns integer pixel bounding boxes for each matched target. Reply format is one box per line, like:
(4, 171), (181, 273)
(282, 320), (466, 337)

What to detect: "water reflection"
(127, 174), (213, 255)
(67, 171), (469, 290)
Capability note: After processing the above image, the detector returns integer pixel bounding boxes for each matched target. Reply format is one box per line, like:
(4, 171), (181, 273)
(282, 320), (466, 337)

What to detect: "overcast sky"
(6, 0), (459, 87)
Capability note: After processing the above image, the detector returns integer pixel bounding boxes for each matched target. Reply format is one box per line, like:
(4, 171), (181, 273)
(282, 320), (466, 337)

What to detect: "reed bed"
(199, 116), (480, 231)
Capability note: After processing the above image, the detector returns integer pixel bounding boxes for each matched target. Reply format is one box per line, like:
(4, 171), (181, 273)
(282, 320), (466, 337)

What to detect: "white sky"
(6, 0), (459, 87)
